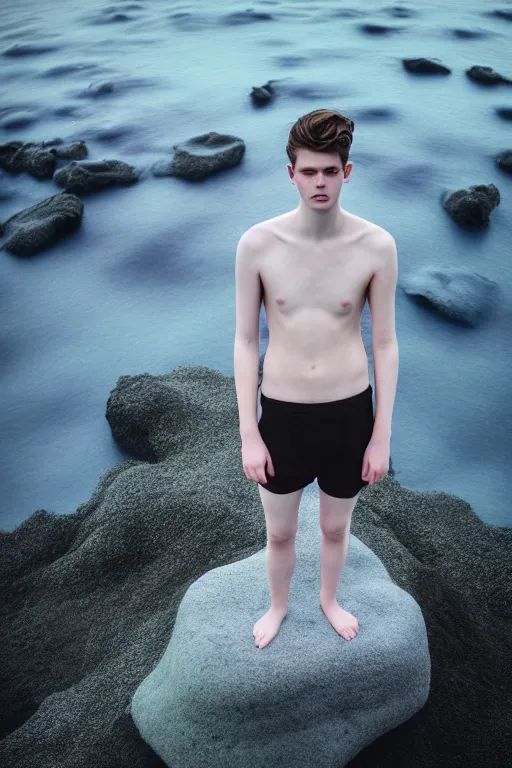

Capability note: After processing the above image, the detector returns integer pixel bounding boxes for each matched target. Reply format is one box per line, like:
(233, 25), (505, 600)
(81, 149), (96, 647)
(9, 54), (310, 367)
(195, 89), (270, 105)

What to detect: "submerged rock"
(401, 267), (499, 326)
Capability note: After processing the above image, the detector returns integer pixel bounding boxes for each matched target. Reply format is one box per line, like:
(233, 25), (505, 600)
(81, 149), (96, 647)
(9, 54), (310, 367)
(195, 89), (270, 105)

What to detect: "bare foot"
(253, 607), (287, 648)
(320, 599), (359, 640)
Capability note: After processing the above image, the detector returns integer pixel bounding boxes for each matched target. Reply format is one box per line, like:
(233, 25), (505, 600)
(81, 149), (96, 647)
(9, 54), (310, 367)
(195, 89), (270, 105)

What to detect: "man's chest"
(259, 244), (376, 320)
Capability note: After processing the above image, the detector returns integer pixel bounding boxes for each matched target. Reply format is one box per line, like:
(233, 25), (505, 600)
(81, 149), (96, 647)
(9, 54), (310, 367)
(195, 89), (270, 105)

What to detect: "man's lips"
(313, 195), (328, 199)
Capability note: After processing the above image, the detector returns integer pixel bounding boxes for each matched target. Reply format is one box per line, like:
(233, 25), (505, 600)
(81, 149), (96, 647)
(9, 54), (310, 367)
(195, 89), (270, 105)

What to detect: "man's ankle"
(270, 604), (288, 614)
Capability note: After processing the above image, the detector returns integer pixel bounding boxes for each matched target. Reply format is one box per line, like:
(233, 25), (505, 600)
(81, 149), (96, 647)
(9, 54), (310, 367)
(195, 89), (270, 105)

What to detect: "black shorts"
(257, 384), (374, 499)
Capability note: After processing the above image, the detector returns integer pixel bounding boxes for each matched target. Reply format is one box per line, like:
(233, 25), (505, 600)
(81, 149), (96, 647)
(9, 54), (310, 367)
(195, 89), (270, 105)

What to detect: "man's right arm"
(233, 228), (263, 440)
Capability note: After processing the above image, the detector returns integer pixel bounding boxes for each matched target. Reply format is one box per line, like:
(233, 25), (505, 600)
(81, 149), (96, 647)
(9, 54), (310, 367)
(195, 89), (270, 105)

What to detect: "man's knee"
(319, 488), (360, 536)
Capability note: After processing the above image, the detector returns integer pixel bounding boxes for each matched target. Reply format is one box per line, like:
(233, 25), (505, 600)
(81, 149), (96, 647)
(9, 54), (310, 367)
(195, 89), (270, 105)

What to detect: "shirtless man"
(233, 110), (399, 649)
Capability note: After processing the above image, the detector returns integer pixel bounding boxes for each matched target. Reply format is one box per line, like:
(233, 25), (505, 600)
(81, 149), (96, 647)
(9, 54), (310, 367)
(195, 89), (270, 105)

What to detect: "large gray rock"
(130, 489), (430, 767)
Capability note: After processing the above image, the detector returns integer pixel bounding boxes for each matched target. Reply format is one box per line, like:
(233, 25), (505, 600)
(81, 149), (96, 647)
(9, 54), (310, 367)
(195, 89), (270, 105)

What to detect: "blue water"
(1, 0), (511, 530)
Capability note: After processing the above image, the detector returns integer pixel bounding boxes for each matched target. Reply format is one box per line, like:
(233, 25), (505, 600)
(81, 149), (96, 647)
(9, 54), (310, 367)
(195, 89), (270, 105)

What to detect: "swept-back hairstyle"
(286, 109), (354, 171)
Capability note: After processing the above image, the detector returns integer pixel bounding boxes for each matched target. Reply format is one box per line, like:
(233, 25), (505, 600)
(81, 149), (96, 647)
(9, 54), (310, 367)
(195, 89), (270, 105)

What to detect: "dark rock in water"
(353, 106), (396, 121)
(86, 2), (144, 25)
(223, 10), (273, 25)
(0, 112), (38, 131)
(332, 8), (365, 18)
(53, 159), (140, 194)
(41, 139), (89, 160)
(0, 141), (58, 179)
(2, 43), (59, 57)
(403, 58), (451, 75)
(385, 161), (438, 195)
(401, 267), (500, 326)
(495, 106), (512, 120)
(442, 183), (500, 226)
(495, 149), (512, 174)
(53, 104), (83, 117)
(466, 65), (512, 85)
(41, 62), (99, 77)
(0, 193), (83, 256)
(250, 81), (275, 105)
(92, 125), (134, 142)
(101, 12), (131, 23)
(77, 77), (156, 100)
(359, 23), (400, 35)
(386, 5), (416, 18)
(451, 28), (487, 39)
(82, 81), (116, 97)
(153, 132), (245, 181)
(0, 140), (88, 178)
(485, 9), (512, 22)
(0, 365), (510, 767)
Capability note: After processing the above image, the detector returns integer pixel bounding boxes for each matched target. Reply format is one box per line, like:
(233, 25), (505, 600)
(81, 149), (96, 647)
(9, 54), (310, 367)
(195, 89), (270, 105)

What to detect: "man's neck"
(291, 202), (348, 242)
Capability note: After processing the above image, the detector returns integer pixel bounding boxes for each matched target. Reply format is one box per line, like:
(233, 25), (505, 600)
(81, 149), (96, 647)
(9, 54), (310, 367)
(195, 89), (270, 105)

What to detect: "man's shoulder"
(239, 215), (285, 250)
(249, 213), (289, 235)
(349, 212), (393, 243)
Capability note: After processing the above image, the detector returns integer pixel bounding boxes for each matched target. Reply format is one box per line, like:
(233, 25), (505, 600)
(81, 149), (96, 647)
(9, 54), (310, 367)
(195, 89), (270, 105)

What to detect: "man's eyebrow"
(298, 165), (341, 171)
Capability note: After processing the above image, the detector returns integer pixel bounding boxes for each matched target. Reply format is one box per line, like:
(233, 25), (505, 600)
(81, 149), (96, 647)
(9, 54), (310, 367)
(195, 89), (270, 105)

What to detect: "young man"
(233, 109), (399, 649)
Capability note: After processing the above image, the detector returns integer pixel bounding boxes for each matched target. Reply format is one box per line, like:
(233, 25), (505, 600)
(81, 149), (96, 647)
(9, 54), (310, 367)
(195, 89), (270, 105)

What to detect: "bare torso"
(255, 209), (383, 403)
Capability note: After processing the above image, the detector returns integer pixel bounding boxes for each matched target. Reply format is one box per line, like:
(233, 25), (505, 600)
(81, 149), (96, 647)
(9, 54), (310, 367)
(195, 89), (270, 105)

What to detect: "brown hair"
(286, 108), (354, 171)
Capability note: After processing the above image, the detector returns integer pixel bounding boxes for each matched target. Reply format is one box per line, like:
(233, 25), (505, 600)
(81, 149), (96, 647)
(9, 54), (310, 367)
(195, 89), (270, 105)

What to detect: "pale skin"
(235, 148), (397, 648)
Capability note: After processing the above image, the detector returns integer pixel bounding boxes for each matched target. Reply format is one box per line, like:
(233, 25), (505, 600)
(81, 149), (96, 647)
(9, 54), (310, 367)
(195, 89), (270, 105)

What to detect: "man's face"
(287, 148), (352, 207)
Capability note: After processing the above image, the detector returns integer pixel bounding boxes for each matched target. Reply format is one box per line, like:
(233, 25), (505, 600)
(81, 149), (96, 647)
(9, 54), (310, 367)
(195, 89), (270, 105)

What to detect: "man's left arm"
(367, 233), (399, 443)
(372, 343), (399, 441)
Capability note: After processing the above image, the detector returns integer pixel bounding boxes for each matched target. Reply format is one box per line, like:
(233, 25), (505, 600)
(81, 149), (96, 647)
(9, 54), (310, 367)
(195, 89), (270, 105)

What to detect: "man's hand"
(242, 434), (275, 485)
(362, 437), (390, 486)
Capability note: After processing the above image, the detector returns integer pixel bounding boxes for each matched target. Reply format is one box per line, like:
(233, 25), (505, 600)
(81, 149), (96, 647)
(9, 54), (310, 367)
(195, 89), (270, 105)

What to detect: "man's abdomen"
(260, 334), (370, 404)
